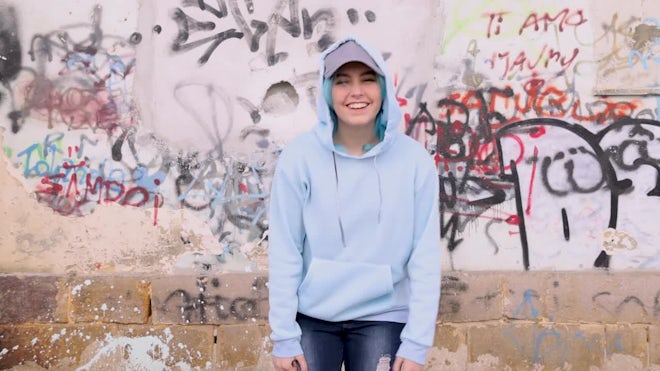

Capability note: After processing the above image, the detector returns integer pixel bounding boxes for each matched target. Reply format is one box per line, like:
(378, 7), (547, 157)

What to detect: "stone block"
(648, 325), (660, 365)
(152, 274), (268, 325)
(69, 276), (150, 324)
(548, 272), (660, 324)
(468, 323), (533, 370)
(439, 272), (503, 323)
(562, 324), (606, 369)
(77, 325), (215, 370)
(427, 324), (468, 370)
(434, 323), (467, 353)
(502, 271), (553, 321)
(605, 324), (648, 368)
(468, 323), (605, 369)
(0, 275), (68, 323)
(0, 324), (122, 369)
(0, 324), (215, 370)
(215, 324), (271, 370)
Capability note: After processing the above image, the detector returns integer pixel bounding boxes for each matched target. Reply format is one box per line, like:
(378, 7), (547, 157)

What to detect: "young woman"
(268, 36), (441, 371)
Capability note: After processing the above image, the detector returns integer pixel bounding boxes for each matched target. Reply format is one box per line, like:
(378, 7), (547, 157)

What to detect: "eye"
(334, 79), (348, 86)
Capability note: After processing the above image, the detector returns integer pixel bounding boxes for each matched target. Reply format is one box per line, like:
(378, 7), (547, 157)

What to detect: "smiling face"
(331, 62), (383, 132)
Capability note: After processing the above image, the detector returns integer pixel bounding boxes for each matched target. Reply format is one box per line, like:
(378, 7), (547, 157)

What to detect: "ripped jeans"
(296, 313), (404, 371)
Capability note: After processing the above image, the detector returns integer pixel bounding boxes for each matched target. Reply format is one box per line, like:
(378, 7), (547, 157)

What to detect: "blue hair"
(323, 75), (387, 141)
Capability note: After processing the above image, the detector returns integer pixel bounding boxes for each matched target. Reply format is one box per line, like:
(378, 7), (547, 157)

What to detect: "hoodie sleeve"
(396, 155), (441, 365)
(268, 146), (307, 357)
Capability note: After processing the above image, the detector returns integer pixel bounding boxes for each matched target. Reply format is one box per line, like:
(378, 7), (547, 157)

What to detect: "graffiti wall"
(0, 0), (659, 273)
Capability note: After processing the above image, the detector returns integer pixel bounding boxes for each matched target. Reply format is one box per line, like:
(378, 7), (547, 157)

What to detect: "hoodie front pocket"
(298, 258), (394, 321)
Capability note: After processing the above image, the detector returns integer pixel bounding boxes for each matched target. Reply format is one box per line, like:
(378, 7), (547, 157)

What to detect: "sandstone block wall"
(2, 271), (659, 370)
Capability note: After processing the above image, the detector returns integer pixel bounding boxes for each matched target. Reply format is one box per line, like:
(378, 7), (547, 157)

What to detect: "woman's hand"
(392, 356), (424, 371)
(272, 355), (308, 371)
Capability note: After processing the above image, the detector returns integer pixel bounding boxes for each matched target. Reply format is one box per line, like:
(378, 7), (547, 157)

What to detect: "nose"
(348, 82), (365, 97)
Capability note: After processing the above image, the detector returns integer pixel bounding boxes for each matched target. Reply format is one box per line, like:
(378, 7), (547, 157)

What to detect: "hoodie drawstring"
(373, 156), (383, 223)
(332, 152), (347, 248)
(332, 152), (384, 248)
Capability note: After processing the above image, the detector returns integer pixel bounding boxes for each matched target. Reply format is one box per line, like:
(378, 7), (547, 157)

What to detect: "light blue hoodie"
(268, 36), (441, 365)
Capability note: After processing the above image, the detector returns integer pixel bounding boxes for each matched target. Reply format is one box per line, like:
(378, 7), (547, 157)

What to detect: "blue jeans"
(296, 313), (404, 371)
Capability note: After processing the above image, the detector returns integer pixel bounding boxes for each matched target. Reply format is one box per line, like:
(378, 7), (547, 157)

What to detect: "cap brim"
(324, 40), (383, 78)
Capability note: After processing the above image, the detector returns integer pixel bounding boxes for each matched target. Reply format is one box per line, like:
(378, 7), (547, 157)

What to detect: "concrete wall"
(2, 0), (660, 369)
(3, 0), (659, 274)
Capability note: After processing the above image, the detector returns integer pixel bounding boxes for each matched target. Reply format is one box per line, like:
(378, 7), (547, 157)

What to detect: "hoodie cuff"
(396, 339), (429, 366)
(272, 338), (304, 358)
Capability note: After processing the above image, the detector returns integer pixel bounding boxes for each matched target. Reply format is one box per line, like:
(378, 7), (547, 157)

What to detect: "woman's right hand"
(272, 355), (308, 371)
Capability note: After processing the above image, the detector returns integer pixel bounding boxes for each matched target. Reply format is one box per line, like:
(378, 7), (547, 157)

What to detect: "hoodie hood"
(314, 36), (403, 158)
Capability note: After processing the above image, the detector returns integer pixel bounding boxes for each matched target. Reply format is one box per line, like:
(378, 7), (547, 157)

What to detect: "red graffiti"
(450, 77), (640, 125)
(525, 146), (539, 216)
(488, 45), (580, 79)
(484, 11), (509, 38)
(36, 163), (159, 217)
(518, 8), (587, 35)
(35, 192), (83, 217)
(506, 215), (520, 225)
(483, 9), (586, 38)
(153, 179), (162, 226)
(19, 78), (118, 130)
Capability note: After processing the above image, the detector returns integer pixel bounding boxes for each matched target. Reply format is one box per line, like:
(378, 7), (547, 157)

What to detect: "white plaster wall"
(1, 0), (659, 273)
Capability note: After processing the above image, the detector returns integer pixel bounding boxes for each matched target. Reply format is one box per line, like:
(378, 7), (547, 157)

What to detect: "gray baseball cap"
(324, 40), (384, 78)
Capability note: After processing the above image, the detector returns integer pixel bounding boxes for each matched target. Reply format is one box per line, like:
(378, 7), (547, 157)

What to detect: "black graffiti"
(561, 208), (569, 240)
(496, 119), (639, 269)
(129, 32), (143, 45)
(8, 110), (22, 134)
(162, 276), (268, 323)
(240, 126), (271, 149)
(175, 152), (212, 211)
(0, 6), (22, 131)
(0, 6), (22, 86)
(170, 6), (244, 65)
(345, 9), (377, 25)
(439, 169), (510, 260)
(408, 84), (660, 270)
(110, 129), (172, 187)
(438, 275), (500, 314)
(605, 123), (660, 172)
(593, 251), (610, 268)
(221, 159), (269, 232)
(111, 126), (137, 162)
(174, 151), (269, 233)
(236, 96), (261, 123)
(440, 276), (468, 314)
(171, 0), (338, 66)
(27, 5), (107, 63)
(509, 159), (530, 270)
(539, 147), (607, 196)
(5, 5), (138, 133)
(592, 291), (655, 316)
(632, 158), (660, 196)
(346, 8), (359, 24)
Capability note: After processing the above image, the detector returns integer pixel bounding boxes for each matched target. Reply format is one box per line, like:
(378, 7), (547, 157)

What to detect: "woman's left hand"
(392, 356), (424, 371)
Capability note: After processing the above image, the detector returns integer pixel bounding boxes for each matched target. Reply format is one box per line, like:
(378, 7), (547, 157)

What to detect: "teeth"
(348, 103), (368, 109)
